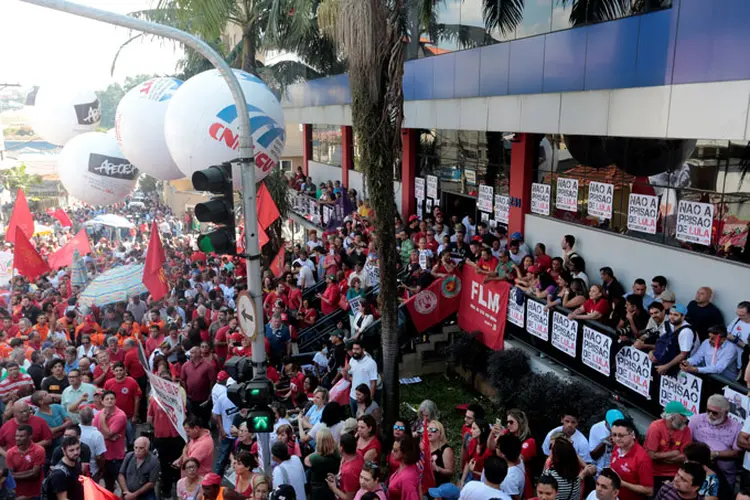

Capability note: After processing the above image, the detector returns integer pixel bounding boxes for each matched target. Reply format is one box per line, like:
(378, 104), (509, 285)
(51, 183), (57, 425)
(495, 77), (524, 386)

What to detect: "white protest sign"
(414, 177), (426, 200)
(0, 252), (13, 287)
(551, 312), (577, 358)
(615, 346), (653, 399)
(465, 169), (477, 185)
(426, 175), (439, 200)
(526, 299), (549, 341)
(556, 177), (579, 212)
(627, 193), (658, 234)
(348, 295), (363, 313)
(365, 264), (380, 286)
(322, 205), (333, 225)
(426, 198), (433, 214)
(588, 181), (614, 219)
(507, 293), (525, 328)
(139, 343), (187, 441)
(478, 185), (494, 213)
(582, 326), (611, 376)
(494, 195), (509, 225)
(676, 200), (714, 246)
(531, 183), (551, 215)
(724, 387), (750, 423)
(659, 371), (703, 415)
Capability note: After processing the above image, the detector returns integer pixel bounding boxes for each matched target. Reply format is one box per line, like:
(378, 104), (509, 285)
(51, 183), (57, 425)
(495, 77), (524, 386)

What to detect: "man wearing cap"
(589, 409), (624, 474)
(681, 324), (739, 380)
(429, 483), (461, 500)
(201, 473), (225, 500)
(689, 394), (742, 489)
(649, 304), (698, 376)
(644, 401), (693, 493)
(212, 374), (238, 476)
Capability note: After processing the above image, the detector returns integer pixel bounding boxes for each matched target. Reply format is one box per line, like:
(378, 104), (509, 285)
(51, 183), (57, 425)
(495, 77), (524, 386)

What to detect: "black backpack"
(41, 464), (71, 500)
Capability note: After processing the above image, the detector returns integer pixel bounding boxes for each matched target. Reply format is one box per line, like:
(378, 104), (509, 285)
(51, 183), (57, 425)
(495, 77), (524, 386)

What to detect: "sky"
(0, 0), (183, 90)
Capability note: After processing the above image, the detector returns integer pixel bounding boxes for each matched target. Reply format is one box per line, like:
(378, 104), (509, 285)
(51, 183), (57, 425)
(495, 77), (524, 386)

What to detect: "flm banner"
(458, 265), (510, 350)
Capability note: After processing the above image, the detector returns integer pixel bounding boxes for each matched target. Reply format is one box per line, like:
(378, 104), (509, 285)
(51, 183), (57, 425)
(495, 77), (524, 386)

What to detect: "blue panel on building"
(411, 57), (435, 101)
(584, 16), (639, 90)
(478, 43), (510, 97)
(635, 8), (675, 87)
(673, 0), (750, 84)
(508, 36), (545, 95)
(433, 52), (456, 99)
(454, 48), (481, 98)
(403, 60), (416, 101)
(542, 28), (587, 93)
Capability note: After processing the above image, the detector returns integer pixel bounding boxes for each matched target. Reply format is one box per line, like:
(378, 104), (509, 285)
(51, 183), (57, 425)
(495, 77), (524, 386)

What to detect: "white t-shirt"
(348, 355), (378, 399)
(80, 424), (107, 477)
(297, 265), (315, 290)
(309, 421), (344, 444)
(459, 480), (511, 500)
(212, 392), (239, 436)
(272, 455), (307, 500)
(676, 323), (699, 355)
(588, 420), (612, 473)
(728, 317), (750, 369)
(501, 462), (526, 497)
(542, 426), (592, 462)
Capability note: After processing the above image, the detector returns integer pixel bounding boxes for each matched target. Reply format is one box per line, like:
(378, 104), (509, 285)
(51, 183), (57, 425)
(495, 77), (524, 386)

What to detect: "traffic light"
(246, 408), (275, 432)
(192, 162), (236, 255)
(226, 374), (276, 433)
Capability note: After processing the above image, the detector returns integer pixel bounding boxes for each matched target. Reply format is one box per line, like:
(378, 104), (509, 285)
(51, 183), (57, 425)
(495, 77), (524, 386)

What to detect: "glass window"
(432, 0), (462, 54)
(533, 135), (750, 266)
(311, 125), (342, 167)
(516, 0), (552, 39)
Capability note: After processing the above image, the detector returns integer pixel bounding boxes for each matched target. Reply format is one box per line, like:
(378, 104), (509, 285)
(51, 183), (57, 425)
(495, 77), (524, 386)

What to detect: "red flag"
(51, 208), (73, 227)
(458, 265), (511, 350)
(143, 222), (168, 301)
(256, 182), (280, 230)
(421, 419), (435, 491)
(6, 189), (34, 244)
(13, 227), (50, 279)
(405, 275), (462, 333)
(47, 229), (92, 270)
(80, 476), (119, 500)
(270, 244), (285, 277)
(258, 223), (269, 247)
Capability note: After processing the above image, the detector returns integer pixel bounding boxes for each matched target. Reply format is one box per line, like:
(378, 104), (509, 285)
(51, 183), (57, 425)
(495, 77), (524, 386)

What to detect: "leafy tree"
(95, 74), (155, 129)
(0, 164), (43, 192)
(138, 174), (161, 194)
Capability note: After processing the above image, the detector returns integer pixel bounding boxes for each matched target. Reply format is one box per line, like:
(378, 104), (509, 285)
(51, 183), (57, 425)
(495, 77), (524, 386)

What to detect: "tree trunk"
(242, 26), (257, 74)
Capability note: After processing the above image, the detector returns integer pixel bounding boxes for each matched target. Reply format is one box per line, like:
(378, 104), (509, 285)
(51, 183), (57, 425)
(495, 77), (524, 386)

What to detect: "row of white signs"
(531, 180), (715, 246)
(414, 175), (439, 201)
(507, 295), (706, 414)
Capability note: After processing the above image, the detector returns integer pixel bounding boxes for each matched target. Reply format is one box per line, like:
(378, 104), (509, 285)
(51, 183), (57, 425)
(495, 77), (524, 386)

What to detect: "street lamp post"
(17, 0), (272, 469)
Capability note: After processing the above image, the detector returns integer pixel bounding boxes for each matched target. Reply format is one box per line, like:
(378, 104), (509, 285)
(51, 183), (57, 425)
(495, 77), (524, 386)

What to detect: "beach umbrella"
(70, 249), (89, 288)
(78, 264), (146, 307)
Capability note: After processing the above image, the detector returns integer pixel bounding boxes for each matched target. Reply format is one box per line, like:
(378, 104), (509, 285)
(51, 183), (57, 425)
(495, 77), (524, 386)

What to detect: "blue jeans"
(126, 420), (134, 447)
(214, 436), (235, 475)
(349, 397), (358, 418)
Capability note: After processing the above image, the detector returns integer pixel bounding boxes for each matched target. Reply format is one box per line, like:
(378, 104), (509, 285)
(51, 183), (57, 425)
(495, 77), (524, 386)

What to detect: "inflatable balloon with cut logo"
(163, 69), (286, 186)
(57, 132), (139, 206)
(115, 77), (185, 180)
(30, 85), (101, 146)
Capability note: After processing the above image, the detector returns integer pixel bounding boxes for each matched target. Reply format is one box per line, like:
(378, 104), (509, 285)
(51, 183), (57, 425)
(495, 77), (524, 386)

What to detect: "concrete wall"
(523, 214), (750, 320)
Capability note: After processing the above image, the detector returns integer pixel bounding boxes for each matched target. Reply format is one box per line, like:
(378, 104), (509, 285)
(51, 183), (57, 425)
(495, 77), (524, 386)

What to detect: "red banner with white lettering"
(404, 275), (462, 332)
(458, 265), (511, 350)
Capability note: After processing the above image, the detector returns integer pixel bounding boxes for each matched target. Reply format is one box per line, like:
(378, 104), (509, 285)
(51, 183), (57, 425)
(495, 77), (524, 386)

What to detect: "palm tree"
(317, 0), (406, 426)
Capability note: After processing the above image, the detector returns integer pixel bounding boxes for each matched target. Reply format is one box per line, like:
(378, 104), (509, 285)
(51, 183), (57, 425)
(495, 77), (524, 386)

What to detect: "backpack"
(653, 325), (692, 368)
(41, 464), (71, 500)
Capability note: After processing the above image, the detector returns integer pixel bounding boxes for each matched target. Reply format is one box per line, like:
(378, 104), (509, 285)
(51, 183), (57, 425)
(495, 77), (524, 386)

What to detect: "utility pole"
(16, 0), (272, 469)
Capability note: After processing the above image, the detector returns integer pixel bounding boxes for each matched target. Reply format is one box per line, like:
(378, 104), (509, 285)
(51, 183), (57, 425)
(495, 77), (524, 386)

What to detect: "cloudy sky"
(0, 0), (182, 89)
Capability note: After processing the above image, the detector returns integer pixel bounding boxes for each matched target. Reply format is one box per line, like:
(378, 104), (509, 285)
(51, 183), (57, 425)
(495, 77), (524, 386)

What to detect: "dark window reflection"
(535, 135), (750, 265)
(311, 125), (342, 167)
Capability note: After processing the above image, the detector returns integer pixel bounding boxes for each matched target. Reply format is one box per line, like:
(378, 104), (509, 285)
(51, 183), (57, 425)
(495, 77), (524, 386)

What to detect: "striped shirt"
(542, 469), (581, 500)
(0, 373), (34, 400)
(654, 482), (703, 500)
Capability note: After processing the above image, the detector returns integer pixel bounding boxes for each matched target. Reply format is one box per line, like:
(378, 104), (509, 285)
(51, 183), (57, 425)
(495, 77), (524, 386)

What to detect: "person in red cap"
(201, 472), (224, 500)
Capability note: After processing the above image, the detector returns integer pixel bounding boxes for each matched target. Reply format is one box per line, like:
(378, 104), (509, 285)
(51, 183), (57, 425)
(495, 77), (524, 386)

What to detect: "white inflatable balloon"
(57, 132), (138, 206)
(115, 77), (184, 180)
(164, 69), (286, 184)
(31, 85), (101, 145)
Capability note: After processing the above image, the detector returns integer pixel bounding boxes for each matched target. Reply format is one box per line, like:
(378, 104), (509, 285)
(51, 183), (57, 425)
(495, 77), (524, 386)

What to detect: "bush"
(448, 330), (491, 375)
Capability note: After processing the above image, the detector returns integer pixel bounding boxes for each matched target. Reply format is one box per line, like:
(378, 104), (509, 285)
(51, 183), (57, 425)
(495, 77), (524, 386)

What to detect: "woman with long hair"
(386, 417), (410, 475)
(304, 428), (340, 500)
(543, 437), (596, 500)
(387, 436), (421, 500)
(427, 420), (454, 487)
(461, 420), (493, 485)
(250, 475), (270, 500)
(300, 402), (344, 446)
(356, 414), (382, 462)
(354, 384), (382, 426)
(275, 423), (302, 457)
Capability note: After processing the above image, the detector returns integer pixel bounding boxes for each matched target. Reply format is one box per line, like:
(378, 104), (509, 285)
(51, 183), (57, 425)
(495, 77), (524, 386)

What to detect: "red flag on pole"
(6, 189), (34, 244)
(13, 227), (50, 279)
(47, 229), (92, 270)
(270, 244), (286, 277)
(256, 182), (280, 230)
(80, 476), (119, 500)
(258, 223), (269, 248)
(421, 418), (435, 491)
(143, 222), (168, 301)
(51, 208), (73, 227)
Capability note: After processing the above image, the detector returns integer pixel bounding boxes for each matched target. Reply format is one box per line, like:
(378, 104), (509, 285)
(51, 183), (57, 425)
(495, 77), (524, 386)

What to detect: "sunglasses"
(365, 461), (379, 469)
(427, 427), (439, 433)
(393, 425), (405, 431)
(707, 409), (721, 416)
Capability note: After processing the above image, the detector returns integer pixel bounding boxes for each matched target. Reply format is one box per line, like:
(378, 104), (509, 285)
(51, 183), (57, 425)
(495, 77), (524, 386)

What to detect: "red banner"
(47, 229), (92, 270)
(404, 275), (462, 332)
(458, 265), (511, 350)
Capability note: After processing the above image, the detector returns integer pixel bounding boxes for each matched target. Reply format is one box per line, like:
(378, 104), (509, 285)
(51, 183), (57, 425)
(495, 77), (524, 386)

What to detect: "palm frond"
(435, 23), (495, 49)
(110, 34), (144, 76)
(562, 0), (632, 25)
(486, 0), (525, 37)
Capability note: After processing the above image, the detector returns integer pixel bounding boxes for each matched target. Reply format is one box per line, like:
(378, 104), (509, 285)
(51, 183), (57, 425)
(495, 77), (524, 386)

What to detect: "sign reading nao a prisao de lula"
(675, 200), (714, 246)
(556, 177), (579, 212)
(526, 300), (549, 341)
(551, 312), (577, 358)
(615, 345), (652, 399)
(627, 193), (659, 234)
(507, 293), (525, 328)
(582, 326), (611, 376)
(494, 194), (509, 225)
(531, 183), (551, 216)
(588, 181), (614, 219)
(414, 177), (426, 201)
(477, 184), (494, 213)
(659, 371), (702, 415)
(426, 175), (439, 200)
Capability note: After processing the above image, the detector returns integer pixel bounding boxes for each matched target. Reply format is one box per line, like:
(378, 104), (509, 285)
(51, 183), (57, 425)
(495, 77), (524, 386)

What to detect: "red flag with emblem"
(270, 244), (285, 277)
(404, 275), (462, 333)
(13, 227), (50, 279)
(143, 222), (168, 301)
(6, 189), (34, 244)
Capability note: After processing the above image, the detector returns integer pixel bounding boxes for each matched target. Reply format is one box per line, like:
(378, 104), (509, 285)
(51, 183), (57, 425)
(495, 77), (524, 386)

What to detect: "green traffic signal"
(197, 235), (215, 253)
(250, 388), (261, 397)
(252, 415), (271, 431)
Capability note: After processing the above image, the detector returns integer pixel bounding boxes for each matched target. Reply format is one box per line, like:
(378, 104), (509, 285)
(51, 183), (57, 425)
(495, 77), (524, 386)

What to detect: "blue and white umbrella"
(78, 264), (147, 307)
(70, 249), (89, 288)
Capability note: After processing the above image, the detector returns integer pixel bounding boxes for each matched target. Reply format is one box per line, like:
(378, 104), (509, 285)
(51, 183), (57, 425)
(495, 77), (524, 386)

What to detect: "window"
(533, 135), (750, 265)
(311, 125), (342, 167)
(280, 160), (293, 173)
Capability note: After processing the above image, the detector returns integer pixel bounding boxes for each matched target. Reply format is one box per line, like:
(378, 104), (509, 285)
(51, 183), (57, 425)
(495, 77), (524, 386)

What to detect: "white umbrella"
(84, 214), (135, 229)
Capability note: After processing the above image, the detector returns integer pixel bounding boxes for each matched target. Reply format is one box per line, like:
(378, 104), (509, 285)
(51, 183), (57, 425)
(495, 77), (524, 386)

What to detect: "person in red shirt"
(317, 275), (341, 317)
(328, 433), (365, 499)
(644, 401), (693, 493)
(569, 284), (611, 322)
(475, 248), (500, 275)
(286, 280), (302, 313)
(0, 401), (52, 454)
(214, 318), (236, 367)
(94, 390), (128, 491)
(6, 423), (46, 498)
(461, 420), (493, 483)
(180, 346), (217, 428)
(147, 372), (184, 499)
(0, 317), (19, 339)
(534, 243), (553, 271)
(104, 362), (142, 422)
(145, 324), (165, 358)
(93, 351), (115, 387)
(106, 336), (125, 364)
(425, 230), (440, 255)
(610, 419), (654, 500)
